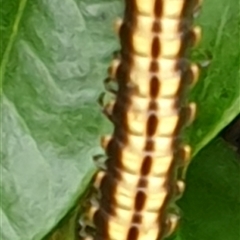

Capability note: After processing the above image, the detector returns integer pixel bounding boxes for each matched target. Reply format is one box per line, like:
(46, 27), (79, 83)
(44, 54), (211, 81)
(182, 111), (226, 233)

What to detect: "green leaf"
(1, 0), (239, 240)
(43, 204), (81, 240)
(179, 137), (240, 240)
(1, 0), (121, 239)
(187, 0), (240, 155)
(167, 137), (240, 240)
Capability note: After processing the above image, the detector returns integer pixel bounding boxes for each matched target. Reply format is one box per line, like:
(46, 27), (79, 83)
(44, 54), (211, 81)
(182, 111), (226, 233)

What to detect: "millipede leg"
(101, 135), (112, 149)
(81, 237), (93, 240)
(79, 199), (99, 238)
(97, 92), (115, 120)
(165, 214), (180, 237)
(175, 180), (185, 198)
(114, 18), (123, 34)
(108, 58), (121, 79)
(179, 145), (192, 179)
(97, 92), (106, 108)
(187, 102), (197, 126)
(103, 101), (115, 120)
(190, 64), (200, 87)
(104, 77), (118, 94)
(179, 145), (192, 166)
(194, 0), (203, 15)
(79, 214), (95, 238)
(93, 154), (106, 170)
(93, 171), (106, 190)
(192, 26), (202, 47)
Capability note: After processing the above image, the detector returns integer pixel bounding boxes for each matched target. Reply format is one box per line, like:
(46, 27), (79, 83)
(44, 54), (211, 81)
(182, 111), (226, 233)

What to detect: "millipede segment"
(80, 0), (202, 240)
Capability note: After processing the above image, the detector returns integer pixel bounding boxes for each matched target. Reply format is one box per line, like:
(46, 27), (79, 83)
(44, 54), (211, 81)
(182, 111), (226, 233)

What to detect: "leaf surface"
(1, 0), (239, 240)
(187, 0), (240, 155)
(167, 138), (240, 240)
(1, 1), (121, 239)
(179, 138), (240, 240)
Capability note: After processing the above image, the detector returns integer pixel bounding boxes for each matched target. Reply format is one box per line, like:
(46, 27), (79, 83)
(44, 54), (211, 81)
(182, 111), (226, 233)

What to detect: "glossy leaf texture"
(177, 138), (240, 240)
(187, 0), (240, 155)
(0, 0), (239, 240)
(1, 0), (121, 239)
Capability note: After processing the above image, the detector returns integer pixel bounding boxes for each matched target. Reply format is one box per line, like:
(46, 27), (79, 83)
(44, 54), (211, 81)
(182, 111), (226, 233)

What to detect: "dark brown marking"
(150, 61), (159, 72)
(119, 22), (132, 52)
(144, 101), (157, 151)
(144, 139), (154, 151)
(137, 177), (148, 188)
(105, 139), (123, 171)
(134, 191), (146, 211)
(93, 209), (109, 239)
(152, 37), (160, 58)
(140, 156), (153, 176)
(154, 0), (163, 17)
(150, 76), (159, 98)
(132, 213), (142, 224)
(123, 0), (136, 23)
(149, 101), (158, 110)
(152, 21), (161, 33)
(127, 226), (139, 240)
(111, 92), (132, 143)
(99, 174), (116, 215)
(147, 114), (158, 136)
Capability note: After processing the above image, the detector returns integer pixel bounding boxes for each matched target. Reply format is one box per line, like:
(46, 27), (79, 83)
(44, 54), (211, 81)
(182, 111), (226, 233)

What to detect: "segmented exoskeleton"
(80, 0), (202, 239)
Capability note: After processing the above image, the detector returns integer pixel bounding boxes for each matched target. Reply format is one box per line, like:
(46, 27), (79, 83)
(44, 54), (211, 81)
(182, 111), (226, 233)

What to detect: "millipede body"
(80, 0), (202, 239)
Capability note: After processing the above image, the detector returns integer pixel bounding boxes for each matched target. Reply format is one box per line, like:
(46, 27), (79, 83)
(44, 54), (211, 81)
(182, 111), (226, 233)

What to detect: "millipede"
(80, 0), (202, 240)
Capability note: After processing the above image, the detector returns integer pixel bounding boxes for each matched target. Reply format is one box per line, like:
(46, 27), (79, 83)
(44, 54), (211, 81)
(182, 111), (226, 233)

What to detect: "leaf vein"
(0, 0), (28, 91)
